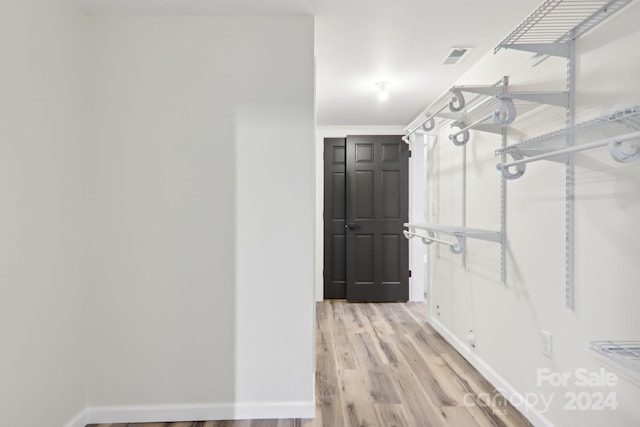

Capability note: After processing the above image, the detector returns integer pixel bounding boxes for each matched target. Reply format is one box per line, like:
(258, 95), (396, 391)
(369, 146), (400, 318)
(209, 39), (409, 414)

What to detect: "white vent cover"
(443, 47), (473, 65)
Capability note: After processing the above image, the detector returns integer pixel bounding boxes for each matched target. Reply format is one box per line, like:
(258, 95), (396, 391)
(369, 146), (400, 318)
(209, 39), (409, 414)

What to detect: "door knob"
(345, 223), (361, 230)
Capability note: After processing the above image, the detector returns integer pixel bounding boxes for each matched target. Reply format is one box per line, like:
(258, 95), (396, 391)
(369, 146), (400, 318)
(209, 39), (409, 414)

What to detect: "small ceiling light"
(376, 81), (390, 102)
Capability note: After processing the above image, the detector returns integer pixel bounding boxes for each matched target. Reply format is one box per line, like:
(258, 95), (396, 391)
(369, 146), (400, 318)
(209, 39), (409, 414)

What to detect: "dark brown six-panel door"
(346, 135), (408, 302)
(323, 135), (409, 302)
(323, 138), (347, 299)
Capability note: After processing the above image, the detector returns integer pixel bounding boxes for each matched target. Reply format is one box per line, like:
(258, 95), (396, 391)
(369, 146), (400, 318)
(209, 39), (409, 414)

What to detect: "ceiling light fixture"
(376, 81), (390, 102)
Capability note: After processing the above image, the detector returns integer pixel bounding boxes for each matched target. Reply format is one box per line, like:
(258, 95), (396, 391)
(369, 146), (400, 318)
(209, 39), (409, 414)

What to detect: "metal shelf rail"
(495, 0), (633, 59)
(403, 223), (502, 255)
(590, 341), (640, 373)
(495, 106), (640, 179)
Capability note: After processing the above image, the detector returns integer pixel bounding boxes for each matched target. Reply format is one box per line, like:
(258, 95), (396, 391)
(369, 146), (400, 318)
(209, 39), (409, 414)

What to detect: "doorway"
(323, 135), (409, 302)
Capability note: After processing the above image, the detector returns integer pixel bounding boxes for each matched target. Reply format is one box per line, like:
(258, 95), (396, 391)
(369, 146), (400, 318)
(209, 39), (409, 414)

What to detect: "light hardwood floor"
(88, 300), (532, 427)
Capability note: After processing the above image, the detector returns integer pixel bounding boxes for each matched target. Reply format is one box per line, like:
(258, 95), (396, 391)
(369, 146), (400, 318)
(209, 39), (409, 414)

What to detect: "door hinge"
(408, 270), (412, 278)
(408, 150), (412, 158)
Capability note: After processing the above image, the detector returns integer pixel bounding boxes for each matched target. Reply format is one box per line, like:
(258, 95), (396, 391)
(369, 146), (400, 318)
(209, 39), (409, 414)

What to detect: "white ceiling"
(314, 0), (542, 126)
(81, 0), (314, 15)
(82, 0), (542, 127)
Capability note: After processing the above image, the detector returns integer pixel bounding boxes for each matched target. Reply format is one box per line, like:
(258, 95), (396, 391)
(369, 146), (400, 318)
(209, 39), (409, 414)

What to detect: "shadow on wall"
(85, 16), (241, 418)
(234, 103), (315, 413)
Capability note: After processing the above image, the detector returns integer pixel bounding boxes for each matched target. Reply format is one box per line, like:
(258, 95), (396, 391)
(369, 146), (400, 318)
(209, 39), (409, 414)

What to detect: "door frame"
(315, 127), (426, 302)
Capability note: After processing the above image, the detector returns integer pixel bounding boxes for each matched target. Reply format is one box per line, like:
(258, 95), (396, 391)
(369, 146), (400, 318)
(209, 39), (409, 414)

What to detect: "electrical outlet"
(542, 330), (553, 359)
(467, 329), (476, 348)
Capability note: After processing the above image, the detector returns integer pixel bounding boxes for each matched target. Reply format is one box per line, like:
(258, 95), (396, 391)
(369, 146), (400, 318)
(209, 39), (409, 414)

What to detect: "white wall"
(428, 4), (640, 426)
(0, 1), (89, 426)
(314, 126), (425, 302)
(86, 15), (315, 421)
(0, 4), (315, 424)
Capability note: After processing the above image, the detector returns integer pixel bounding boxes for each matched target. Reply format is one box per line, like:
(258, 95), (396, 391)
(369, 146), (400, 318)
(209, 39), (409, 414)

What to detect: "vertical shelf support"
(565, 35), (576, 310)
(500, 126), (507, 283)
(499, 76), (509, 283)
(462, 144), (467, 267)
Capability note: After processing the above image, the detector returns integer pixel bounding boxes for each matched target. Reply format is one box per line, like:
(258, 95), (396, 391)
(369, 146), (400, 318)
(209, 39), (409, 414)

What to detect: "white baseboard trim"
(428, 316), (554, 427)
(63, 409), (87, 427)
(84, 401), (315, 425)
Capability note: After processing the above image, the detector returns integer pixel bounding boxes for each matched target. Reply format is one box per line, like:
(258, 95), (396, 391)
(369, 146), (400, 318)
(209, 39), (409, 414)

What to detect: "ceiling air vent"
(442, 47), (473, 65)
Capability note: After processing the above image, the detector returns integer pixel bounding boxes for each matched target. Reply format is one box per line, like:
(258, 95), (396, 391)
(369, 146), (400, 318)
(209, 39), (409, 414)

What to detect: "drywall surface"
(0, 1), (89, 426)
(86, 14), (315, 416)
(428, 4), (640, 426)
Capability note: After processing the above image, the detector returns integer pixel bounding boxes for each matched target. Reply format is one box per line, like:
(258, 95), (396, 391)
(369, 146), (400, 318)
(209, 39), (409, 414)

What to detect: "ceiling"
(82, 0), (542, 127)
(82, 0), (314, 15)
(314, 0), (542, 127)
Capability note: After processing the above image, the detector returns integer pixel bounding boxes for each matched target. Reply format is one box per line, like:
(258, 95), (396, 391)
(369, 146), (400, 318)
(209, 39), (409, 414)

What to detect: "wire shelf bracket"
(505, 91), (569, 108)
(494, 0), (634, 58)
(590, 341), (640, 373)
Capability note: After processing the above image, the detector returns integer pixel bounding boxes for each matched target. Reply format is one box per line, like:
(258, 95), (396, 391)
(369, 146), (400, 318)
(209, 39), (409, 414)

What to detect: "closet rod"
(404, 230), (447, 246)
(498, 130), (640, 170)
(403, 230), (463, 254)
(407, 103), (448, 136)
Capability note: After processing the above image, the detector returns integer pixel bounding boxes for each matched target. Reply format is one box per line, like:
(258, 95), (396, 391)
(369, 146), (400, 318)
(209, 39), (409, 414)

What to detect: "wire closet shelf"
(495, 106), (640, 179)
(402, 79), (507, 144)
(403, 78), (569, 146)
(494, 0), (634, 57)
(590, 341), (640, 373)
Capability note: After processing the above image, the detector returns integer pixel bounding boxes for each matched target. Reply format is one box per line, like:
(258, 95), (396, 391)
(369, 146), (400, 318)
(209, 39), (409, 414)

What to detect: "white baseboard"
(63, 409), (87, 427)
(428, 316), (554, 427)
(84, 401), (315, 425)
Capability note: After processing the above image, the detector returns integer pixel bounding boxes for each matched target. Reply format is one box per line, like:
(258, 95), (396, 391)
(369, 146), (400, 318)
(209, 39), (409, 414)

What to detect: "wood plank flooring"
(88, 300), (532, 427)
